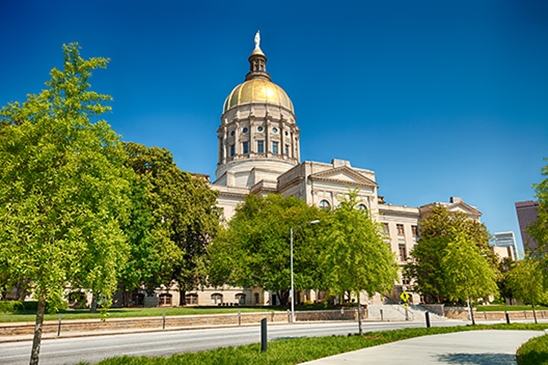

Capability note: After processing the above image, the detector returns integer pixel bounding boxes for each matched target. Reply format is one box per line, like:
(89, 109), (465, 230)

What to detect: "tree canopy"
(530, 158), (548, 261)
(506, 256), (548, 324)
(319, 189), (398, 334)
(405, 205), (498, 303)
(0, 44), (130, 365)
(121, 142), (220, 302)
(208, 194), (325, 305)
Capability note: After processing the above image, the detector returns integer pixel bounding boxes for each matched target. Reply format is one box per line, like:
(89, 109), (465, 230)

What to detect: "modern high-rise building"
(492, 231), (518, 260)
(515, 200), (539, 253)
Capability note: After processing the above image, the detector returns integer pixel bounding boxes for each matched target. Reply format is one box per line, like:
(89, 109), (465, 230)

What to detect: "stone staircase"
(368, 304), (447, 322)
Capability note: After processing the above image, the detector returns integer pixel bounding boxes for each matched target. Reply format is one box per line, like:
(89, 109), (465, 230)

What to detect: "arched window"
(185, 293), (198, 305)
(319, 200), (330, 210)
(159, 293), (172, 306)
(235, 293), (246, 305)
(358, 204), (367, 213)
(211, 293), (223, 305)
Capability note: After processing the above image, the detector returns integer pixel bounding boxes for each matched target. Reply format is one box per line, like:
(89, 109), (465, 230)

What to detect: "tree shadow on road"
(437, 353), (516, 365)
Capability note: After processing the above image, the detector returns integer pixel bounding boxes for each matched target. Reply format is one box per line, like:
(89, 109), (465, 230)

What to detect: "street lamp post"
(290, 219), (320, 323)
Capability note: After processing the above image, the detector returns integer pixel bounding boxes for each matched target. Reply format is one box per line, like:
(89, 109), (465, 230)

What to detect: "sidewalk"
(302, 330), (547, 364)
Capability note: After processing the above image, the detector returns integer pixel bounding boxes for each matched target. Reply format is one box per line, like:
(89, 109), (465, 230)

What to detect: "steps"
(367, 304), (447, 321)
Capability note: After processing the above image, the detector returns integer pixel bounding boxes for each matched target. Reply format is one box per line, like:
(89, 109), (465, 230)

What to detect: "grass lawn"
(475, 305), (548, 312)
(76, 323), (548, 365)
(0, 306), (289, 323)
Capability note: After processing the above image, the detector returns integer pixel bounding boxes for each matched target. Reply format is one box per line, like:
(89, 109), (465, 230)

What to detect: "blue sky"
(1, 0), (547, 252)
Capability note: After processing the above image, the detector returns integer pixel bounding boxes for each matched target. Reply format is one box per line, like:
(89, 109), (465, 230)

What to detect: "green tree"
(405, 205), (498, 304)
(121, 142), (220, 304)
(442, 229), (498, 324)
(208, 194), (325, 305)
(0, 44), (130, 365)
(320, 189), (398, 335)
(530, 158), (548, 260)
(506, 257), (548, 324)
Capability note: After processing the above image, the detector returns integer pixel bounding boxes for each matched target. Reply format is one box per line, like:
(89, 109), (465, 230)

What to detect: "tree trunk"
(532, 301), (538, 324)
(29, 296), (46, 365)
(357, 290), (363, 336)
(90, 292), (98, 313)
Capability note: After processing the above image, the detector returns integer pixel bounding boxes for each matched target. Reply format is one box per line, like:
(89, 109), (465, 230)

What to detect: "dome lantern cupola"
(245, 31), (271, 81)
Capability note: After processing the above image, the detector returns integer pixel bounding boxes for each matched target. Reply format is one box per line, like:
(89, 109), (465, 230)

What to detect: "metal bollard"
(505, 311), (510, 324)
(261, 318), (267, 352)
(341, 308), (344, 317)
(287, 309), (290, 323)
(380, 309), (383, 321)
(163, 311), (166, 330)
(57, 313), (62, 336)
(238, 310), (241, 326)
(425, 312), (431, 328)
(484, 311), (487, 320)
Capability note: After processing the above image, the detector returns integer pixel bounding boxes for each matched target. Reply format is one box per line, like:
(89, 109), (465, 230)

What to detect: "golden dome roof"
(223, 78), (294, 113)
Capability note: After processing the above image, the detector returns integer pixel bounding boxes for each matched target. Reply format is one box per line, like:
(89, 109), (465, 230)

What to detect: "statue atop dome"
(254, 31), (261, 51)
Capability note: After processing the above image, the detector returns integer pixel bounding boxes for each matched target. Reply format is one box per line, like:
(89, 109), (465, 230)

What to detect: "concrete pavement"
(302, 330), (547, 365)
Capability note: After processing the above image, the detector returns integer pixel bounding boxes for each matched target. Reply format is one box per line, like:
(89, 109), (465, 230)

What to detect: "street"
(0, 320), (466, 365)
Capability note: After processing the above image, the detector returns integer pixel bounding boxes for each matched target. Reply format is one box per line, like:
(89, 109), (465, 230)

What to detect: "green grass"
(0, 306), (287, 323)
(475, 305), (548, 312)
(517, 333), (548, 365)
(76, 323), (548, 365)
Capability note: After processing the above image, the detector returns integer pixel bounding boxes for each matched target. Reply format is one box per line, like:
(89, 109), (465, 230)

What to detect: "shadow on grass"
(438, 353), (516, 365)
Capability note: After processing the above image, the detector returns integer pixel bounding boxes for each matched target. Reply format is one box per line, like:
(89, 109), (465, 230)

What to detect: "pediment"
(447, 201), (481, 216)
(309, 166), (377, 188)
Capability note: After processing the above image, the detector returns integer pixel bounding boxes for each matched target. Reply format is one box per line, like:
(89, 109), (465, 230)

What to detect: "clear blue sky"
(1, 0), (547, 252)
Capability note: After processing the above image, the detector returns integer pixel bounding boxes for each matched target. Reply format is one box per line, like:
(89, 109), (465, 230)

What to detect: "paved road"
(0, 320), (463, 365)
(1, 319), (545, 365)
(303, 330), (547, 365)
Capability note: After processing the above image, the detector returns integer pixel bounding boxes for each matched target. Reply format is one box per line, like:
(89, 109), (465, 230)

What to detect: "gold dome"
(223, 79), (294, 113)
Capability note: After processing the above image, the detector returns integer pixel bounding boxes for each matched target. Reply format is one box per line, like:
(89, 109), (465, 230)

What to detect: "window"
(399, 244), (407, 261)
(272, 128), (278, 133)
(211, 293), (223, 305)
(258, 140), (264, 154)
(285, 144), (289, 155)
(358, 204), (367, 213)
(230, 144), (235, 156)
(397, 224), (404, 236)
(235, 293), (246, 305)
(185, 294), (198, 305)
(382, 223), (389, 234)
(159, 293), (172, 306)
(254, 293), (260, 304)
(243, 141), (249, 154)
(258, 126), (263, 132)
(231, 131), (235, 136)
(401, 276), (410, 285)
(272, 142), (278, 154)
(319, 200), (330, 210)
(243, 128), (248, 133)
(411, 225), (418, 236)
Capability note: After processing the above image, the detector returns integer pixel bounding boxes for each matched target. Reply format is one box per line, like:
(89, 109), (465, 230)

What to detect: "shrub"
(0, 300), (24, 313)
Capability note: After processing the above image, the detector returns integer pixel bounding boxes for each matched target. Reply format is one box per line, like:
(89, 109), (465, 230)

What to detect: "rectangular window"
(402, 276), (410, 285)
(411, 225), (418, 236)
(382, 223), (389, 234)
(397, 224), (404, 236)
(230, 144), (235, 156)
(285, 144), (289, 155)
(399, 244), (407, 261)
(272, 142), (278, 154)
(243, 141), (248, 154)
(258, 140), (264, 154)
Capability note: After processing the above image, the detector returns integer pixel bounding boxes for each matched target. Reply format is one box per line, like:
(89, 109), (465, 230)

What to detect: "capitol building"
(159, 34), (483, 307)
